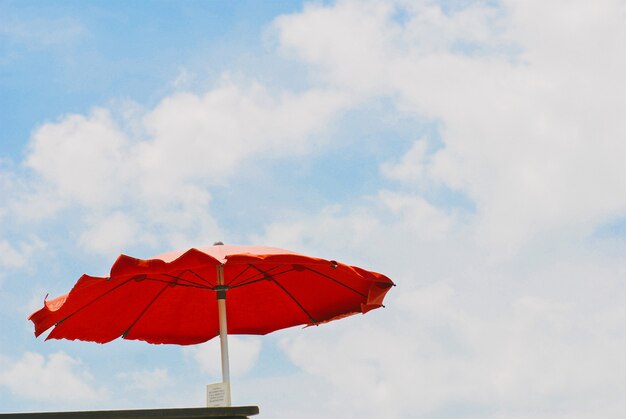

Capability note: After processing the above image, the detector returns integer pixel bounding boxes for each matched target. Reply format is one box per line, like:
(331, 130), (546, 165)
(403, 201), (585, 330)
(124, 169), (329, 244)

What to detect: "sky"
(1, 0), (626, 417)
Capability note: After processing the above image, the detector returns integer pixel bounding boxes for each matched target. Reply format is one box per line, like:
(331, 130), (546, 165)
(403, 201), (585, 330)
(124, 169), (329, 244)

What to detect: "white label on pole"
(206, 382), (229, 407)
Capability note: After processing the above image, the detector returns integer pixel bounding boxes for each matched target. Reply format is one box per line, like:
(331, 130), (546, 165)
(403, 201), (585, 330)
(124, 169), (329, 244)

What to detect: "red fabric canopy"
(29, 244), (394, 345)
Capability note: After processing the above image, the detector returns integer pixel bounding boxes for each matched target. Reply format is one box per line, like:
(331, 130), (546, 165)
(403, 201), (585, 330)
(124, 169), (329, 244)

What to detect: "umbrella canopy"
(29, 244), (394, 344)
(29, 243), (394, 406)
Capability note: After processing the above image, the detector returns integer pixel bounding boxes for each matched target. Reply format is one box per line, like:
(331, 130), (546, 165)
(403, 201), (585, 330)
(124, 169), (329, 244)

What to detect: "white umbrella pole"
(216, 264), (232, 406)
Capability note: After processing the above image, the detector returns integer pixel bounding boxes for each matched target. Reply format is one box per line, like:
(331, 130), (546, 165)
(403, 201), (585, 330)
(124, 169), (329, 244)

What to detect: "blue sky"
(2, 1), (626, 418)
(1, 1), (304, 154)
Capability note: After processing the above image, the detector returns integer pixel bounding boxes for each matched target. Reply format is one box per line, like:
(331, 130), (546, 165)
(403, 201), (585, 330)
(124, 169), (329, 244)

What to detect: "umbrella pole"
(216, 264), (232, 406)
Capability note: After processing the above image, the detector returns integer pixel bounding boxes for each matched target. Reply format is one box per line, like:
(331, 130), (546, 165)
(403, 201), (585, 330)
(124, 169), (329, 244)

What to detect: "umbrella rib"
(52, 273), (208, 330)
(162, 272), (212, 288)
(53, 277), (136, 327)
(229, 265), (297, 289)
(135, 275), (209, 289)
(181, 269), (215, 287)
(246, 264), (317, 324)
(270, 278), (318, 324)
(302, 266), (368, 298)
(228, 264), (289, 288)
(121, 282), (171, 338)
(230, 263), (367, 299)
(227, 264), (254, 287)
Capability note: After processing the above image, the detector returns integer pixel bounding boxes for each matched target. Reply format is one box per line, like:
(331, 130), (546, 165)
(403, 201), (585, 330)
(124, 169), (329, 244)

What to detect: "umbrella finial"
(213, 241), (224, 246)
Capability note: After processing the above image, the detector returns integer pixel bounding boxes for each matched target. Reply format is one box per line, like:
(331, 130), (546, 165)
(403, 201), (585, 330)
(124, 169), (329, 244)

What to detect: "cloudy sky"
(2, 0), (626, 417)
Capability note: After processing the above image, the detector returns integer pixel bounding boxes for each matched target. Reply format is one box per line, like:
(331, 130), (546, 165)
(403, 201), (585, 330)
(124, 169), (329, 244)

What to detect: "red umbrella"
(29, 243), (394, 405)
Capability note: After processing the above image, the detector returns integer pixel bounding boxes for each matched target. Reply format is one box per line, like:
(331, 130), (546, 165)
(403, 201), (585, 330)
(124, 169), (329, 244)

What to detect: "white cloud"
(275, 1), (396, 96)
(269, 243), (626, 418)
(116, 368), (169, 392)
(139, 80), (349, 187)
(380, 138), (429, 183)
(78, 212), (142, 257)
(234, 373), (333, 419)
(0, 351), (107, 404)
(258, 204), (375, 244)
(26, 109), (132, 208)
(378, 190), (454, 240)
(183, 336), (262, 379)
(0, 237), (46, 280)
(275, 0), (626, 251)
(0, 240), (32, 270)
(9, 77), (349, 256)
(254, 195), (458, 276)
(251, 177), (626, 418)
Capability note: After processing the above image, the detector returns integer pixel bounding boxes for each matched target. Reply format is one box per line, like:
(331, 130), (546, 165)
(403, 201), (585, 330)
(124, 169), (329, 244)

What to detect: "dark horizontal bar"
(0, 406), (259, 419)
